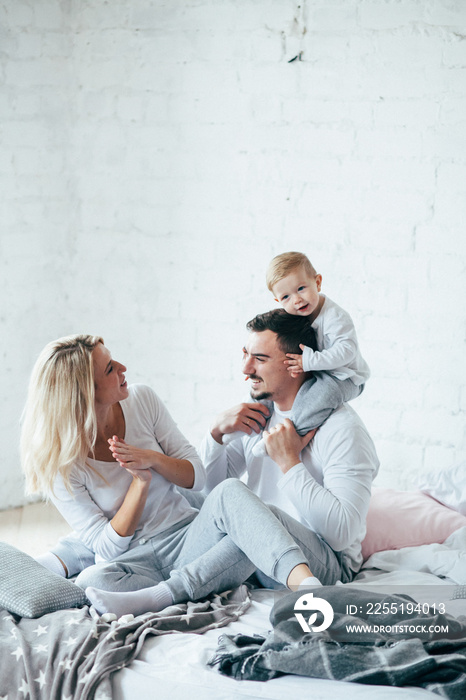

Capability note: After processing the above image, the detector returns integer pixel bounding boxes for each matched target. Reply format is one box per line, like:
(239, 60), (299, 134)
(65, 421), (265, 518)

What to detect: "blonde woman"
(21, 335), (318, 617)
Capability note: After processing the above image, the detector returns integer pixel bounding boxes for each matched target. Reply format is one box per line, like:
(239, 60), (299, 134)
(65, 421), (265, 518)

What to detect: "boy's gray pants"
(291, 372), (364, 434)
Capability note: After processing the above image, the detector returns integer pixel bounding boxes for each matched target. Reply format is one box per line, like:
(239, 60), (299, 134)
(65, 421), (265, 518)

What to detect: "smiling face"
(92, 343), (129, 407)
(273, 267), (323, 321)
(242, 330), (303, 410)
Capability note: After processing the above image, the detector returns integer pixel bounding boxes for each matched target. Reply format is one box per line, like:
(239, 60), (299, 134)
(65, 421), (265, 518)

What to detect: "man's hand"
(263, 419), (317, 473)
(284, 345), (306, 376)
(211, 403), (270, 445)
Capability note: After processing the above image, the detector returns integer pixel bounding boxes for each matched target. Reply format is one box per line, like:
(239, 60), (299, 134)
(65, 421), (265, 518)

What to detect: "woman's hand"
(109, 436), (153, 485)
(109, 436), (154, 472)
(263, 419), (317, 474)
(124, 465), (153, 483)
(110, 452), (152, 536)
(109, 435), (195, 489)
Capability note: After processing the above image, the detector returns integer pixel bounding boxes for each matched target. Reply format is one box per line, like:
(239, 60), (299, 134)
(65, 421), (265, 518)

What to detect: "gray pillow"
(0, 541), (88, 618)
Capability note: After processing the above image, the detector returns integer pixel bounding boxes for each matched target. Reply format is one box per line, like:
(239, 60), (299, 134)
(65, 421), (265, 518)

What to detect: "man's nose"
(243, 357), (254, 374)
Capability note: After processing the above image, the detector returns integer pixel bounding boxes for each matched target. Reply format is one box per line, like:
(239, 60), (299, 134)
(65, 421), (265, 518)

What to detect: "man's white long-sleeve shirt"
(201, 404), (379, 571)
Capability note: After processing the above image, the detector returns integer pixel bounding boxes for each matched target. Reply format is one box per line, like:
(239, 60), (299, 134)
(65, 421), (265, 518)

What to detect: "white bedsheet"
(109, 525), (466, 697)
(111, 581), (438, 700)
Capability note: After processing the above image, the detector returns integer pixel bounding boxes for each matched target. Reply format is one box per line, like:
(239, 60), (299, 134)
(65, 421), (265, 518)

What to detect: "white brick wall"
(1, 0), (466, 509)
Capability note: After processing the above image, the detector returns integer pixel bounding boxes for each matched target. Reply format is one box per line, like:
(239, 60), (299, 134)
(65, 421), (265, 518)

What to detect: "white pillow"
(418, 460), (466, 516)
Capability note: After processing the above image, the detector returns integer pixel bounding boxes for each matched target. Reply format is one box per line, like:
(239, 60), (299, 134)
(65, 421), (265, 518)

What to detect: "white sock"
(85, 582), (174, 617)
(35, 552), (67, 578)
(298, 576), (322, 588)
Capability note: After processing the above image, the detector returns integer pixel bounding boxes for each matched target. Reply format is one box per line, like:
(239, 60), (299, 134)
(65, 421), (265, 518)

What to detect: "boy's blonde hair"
(20, 334), (103, 496)
(266, 252), (317, 292)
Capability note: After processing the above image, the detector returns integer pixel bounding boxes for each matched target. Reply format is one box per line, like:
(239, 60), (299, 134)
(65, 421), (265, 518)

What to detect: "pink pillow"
(361, 487), (466, 561)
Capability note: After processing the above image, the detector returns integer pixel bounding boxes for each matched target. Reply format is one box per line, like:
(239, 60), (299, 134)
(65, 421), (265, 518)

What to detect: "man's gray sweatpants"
(54, 480), (352, 602)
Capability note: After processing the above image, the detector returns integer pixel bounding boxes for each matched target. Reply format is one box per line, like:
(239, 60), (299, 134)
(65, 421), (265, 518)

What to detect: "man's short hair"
(266, 251), (318, 292)
(246, 309), (317, 356)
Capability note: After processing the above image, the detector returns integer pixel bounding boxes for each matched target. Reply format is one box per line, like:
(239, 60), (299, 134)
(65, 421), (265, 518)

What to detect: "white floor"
(0, 501), (71, 556)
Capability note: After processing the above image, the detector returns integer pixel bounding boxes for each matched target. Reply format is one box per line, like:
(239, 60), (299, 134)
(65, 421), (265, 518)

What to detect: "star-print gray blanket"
(0, 586), (250, 700)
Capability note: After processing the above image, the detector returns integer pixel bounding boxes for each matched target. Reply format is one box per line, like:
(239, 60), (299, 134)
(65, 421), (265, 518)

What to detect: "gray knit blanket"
(210, 586), (466, 698)
(0, 586), (250, 700)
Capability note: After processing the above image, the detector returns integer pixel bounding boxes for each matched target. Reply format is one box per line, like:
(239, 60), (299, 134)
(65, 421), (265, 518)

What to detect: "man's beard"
(247, 374), (273, 402)
(250, 389), (272, 401)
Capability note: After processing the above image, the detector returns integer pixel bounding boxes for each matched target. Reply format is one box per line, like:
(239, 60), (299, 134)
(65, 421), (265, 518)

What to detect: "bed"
(111, 527), (466, 700)
(1, 463), (466, 699)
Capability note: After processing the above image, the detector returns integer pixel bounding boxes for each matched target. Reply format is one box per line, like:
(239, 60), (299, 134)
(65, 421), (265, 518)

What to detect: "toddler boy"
(265, 250), (369, 441)
(223, 251), (369, 454)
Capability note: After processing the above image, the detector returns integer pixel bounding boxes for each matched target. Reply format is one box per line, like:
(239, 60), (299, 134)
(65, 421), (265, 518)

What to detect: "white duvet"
(362, 526), (466, 585)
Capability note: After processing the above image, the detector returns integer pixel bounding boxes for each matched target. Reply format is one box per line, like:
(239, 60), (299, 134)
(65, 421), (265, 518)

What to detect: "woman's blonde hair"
(21, 334), (104, 496)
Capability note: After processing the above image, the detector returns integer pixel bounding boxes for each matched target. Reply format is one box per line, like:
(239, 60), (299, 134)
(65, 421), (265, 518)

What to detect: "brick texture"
(1, 0), (466, 508)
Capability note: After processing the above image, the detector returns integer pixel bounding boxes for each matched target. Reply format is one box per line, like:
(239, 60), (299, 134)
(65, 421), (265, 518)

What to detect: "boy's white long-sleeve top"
(200, 404), (379, 571)
(50, 384), (205, 562)
(302, 295), (370, 385)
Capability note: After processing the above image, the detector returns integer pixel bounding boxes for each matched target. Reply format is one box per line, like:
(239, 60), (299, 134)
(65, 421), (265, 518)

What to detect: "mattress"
(111, 528), (466, 698)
